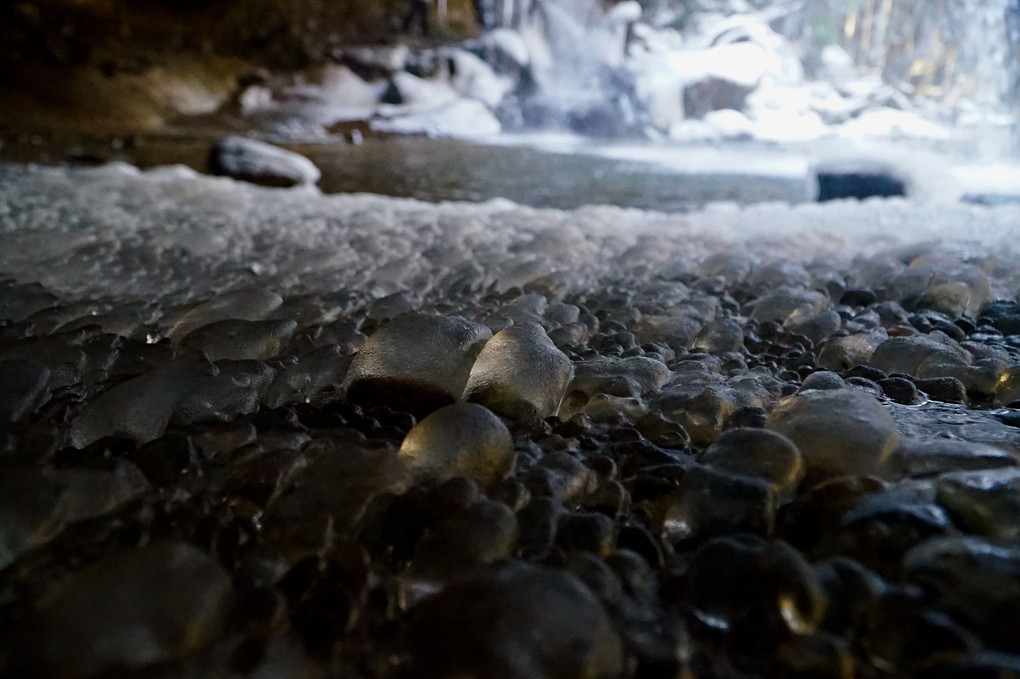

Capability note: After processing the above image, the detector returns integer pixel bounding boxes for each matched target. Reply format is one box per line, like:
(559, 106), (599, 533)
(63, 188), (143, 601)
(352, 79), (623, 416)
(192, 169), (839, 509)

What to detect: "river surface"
(2, 129), (1018, 211)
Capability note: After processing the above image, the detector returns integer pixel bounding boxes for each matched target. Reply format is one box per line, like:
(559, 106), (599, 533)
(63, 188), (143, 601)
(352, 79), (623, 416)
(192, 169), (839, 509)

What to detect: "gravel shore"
(2, 161), (1020, 678)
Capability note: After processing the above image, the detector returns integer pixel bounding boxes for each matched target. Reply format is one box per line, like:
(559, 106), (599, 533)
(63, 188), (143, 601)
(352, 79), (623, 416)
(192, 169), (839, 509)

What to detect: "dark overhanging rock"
(814, 160), (910, 202)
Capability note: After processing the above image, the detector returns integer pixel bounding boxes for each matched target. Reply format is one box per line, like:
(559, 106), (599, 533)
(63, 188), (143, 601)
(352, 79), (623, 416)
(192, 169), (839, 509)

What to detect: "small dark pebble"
(879, 376), (924, 405)
(915, 376), (968, 404)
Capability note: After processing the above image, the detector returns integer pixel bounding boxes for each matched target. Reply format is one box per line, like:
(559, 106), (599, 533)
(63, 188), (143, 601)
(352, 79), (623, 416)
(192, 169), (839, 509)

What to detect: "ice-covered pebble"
(167, 287), (283, 339)
(870, 332), (971, 376)
(0, 359), (50, 424)
(0, 465), (147, 570)
(399, 403), (515, 486)
(936, 468), (1020, 541)
(12, 542), (232, 678)
(702, 427), (805, 501)
(344, 313), (491, 415)
(465, 322), (572, 422)
(175, 318), (297, 361)
(403, 563), (622, 679)
(767, 388), (899, 480)
(69, 359), (213, 447)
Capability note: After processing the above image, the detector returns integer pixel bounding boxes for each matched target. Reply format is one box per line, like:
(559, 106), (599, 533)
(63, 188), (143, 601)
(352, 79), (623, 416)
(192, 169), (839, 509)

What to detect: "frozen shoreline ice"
(1, 161), (1018, 305)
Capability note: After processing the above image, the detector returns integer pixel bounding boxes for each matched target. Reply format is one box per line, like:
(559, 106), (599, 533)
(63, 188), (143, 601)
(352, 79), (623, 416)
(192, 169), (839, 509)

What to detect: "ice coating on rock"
(69, 359), (210, 448)
(399, 403), (515, 487)
(0, 464), (148, 570)
(936, 468), (1020, 542)
(568, 356), (670, 400)
(0, 359), (50, 424)
(766, 388), (899, 480)
(343, 313), (491, 416)
(167, 286), (283, 340)
(171, 359), (277, 425)
(403, 563), (622, 679)
(69, 358), (269, 446)
(750, 286), (828, 324)
(264, 347), (351, 408)
(464, 322), (573, 422)
(702, 427), (805, 501)
(12, 541), (232, 678)
(870, 332), (971, 376)
(175, 318), (297, 361)
(816, 331), (886, 372)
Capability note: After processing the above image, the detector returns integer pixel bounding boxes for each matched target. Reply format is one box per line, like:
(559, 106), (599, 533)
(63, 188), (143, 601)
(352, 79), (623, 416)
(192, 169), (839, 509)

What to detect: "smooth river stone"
(464, 322), (572, 422)
(403, 563), (622, 679)
(343, 313), (491, 416)
(766, 388), (899, 481)
(399, 403), (515, 486)
(12, 541), (232, 679)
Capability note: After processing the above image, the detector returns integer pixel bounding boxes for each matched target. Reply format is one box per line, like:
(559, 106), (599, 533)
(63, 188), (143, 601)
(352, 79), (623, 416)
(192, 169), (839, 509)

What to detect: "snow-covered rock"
(371, 98), (502, 138)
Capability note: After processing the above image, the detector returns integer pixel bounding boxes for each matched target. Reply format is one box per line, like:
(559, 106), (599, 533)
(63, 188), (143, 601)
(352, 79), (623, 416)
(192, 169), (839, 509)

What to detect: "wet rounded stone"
(650, 465), (775, 543)
(750, 286), (827, 324)
(870, 333), (971, 377)
(701, 427), (805, 502)
(411, 500), (519, 580)
(343, 313), (492, 416)
(904, 537), (1020, 649)
(464, 322), (573, 422)
(401, 563), (622, 679)
(799, 370), (847, 392)
(840, 288), (878, 307)
(936, 468), (1020, 541)
(815, 557), (886, 639)
(878, 376), (923, 405)
(0, 358), (50, 424)
(816, 332), (885, 372)
(786, 309), (842, 345)
(556, 511), (616, 555)
(12, 541), (232, 678)
(69, 358), (212, 447)
(682, 535), (826, 643)
(882, 438), (1017, 479)
(915, 376), (968, 404)
(398, 403), (515, 487)
(766, 388), (899, 481)
(567, 355), (670, 400)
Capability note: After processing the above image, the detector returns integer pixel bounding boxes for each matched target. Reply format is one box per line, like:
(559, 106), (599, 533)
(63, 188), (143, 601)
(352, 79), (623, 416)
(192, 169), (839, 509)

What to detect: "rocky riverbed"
(2, 161), (1020, 677)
